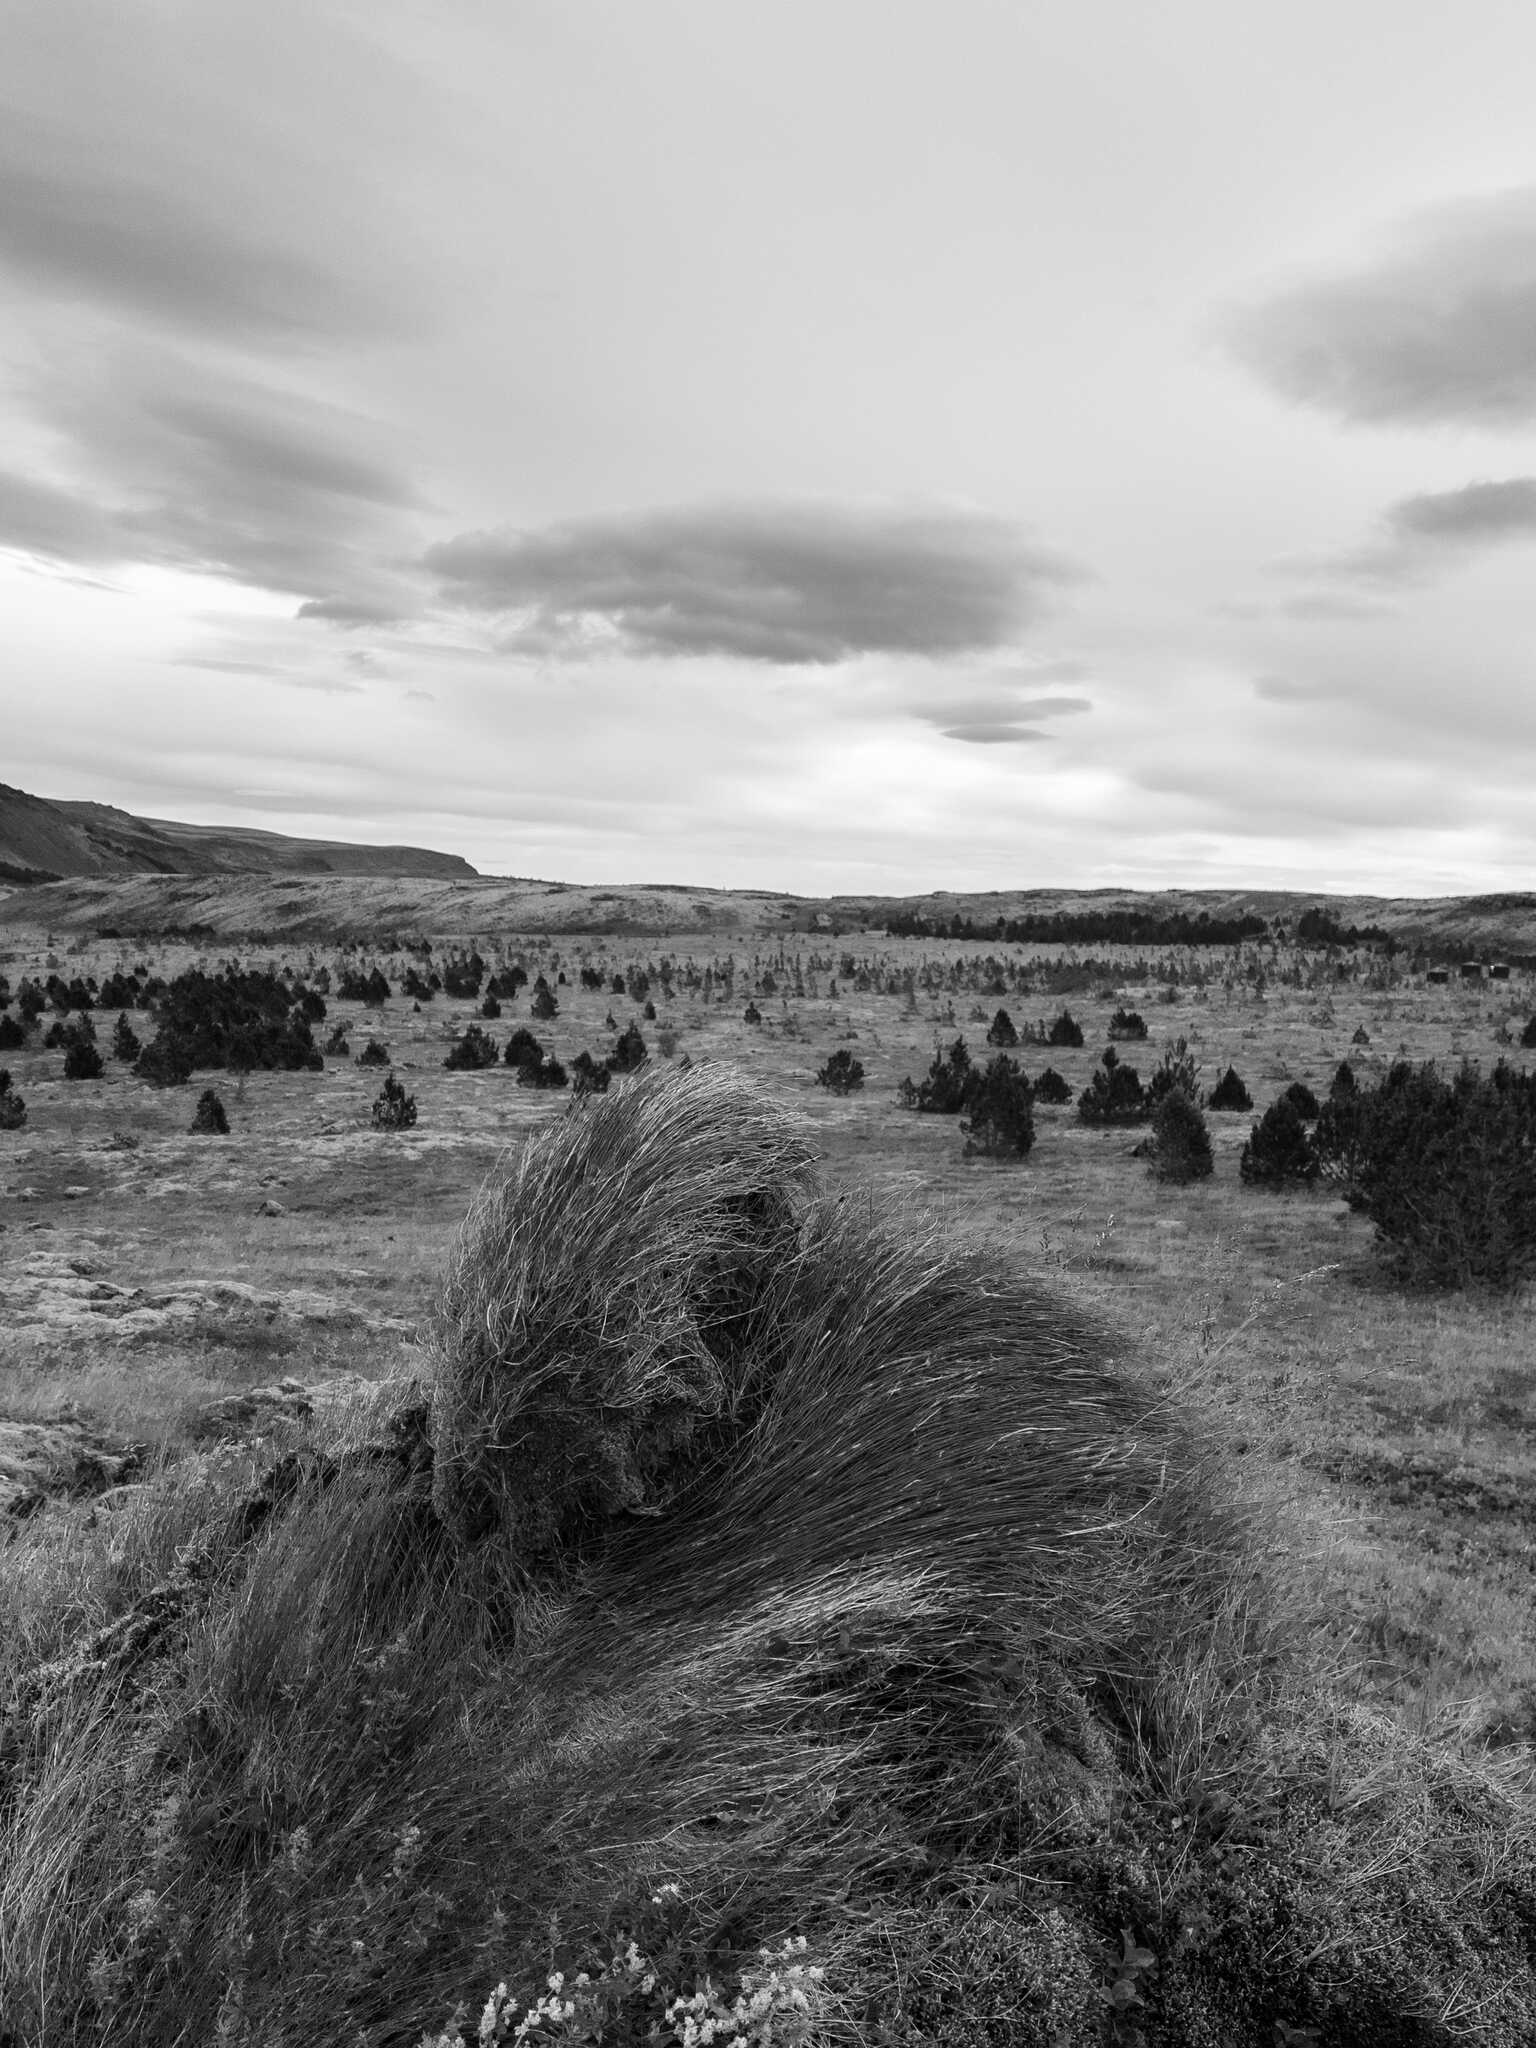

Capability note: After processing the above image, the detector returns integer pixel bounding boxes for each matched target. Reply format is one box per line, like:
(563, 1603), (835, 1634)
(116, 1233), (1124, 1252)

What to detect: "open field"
(2, 908), (1534, 2043)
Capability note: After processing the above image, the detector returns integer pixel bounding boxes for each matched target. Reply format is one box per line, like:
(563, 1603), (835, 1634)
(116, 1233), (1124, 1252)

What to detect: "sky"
(5, 0), (1536, 895)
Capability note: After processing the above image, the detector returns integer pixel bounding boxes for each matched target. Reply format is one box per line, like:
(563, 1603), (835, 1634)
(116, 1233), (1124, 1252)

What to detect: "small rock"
(257, 1197), (286, 1217)
(64, 1185), (92, 1200)
(1154, 1219), (1188, 1235)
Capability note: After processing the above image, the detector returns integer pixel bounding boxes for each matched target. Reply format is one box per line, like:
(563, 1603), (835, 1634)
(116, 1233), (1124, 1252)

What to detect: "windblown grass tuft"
(1, 1064), (1532, 2046)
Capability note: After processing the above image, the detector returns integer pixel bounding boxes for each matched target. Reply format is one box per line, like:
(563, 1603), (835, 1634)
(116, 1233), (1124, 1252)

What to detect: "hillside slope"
(0, 785), (477, 884)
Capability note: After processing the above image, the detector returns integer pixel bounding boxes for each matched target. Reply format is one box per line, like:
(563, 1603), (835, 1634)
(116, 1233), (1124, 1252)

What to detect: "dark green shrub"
(1148, 1087), (1213, 1183)
(371, 1074), (418, 1129)
(607, 1022), (648, 1075)
(1077, 1049), (1149, 1125)
(1312, 1089), (1370, 1195)
(642, 999), (657, 1021)
(134, 1034), (194, 1088)
(324, 1024), (350, 1056)
(133, 966), (322, 1074)
(1047, 1009), (1084, 1048)
(112, 1013), (141, 1061)
(1239, 1096), (1318, 1188)
(190, 1088), (229, 1135)
(898, 1037), (972, 1114)
(742, 1002), (762, 1025)
(1349, 1060), (1536, 1289)
(504, 1027), (544, 1072)
(1283, 1080), (1321, 1120)
(816, 1048), (865, 1094)
(0, 1069), (25, 1130)
(1521, 1016), (1536, 1050)
(960, 1055), (1035, 1157)
(516, 1053), (568, 1090)
(1351, 1024), (1371, 1047)
(1146, 1036), (1202, 1109)
(444, 1024), (499, 1071)
(480, 995), (502, 1020)
(531, 986), (559, 1022)
(1330, 1060), (1358, 1098)
(985, 1007), (1018, 1048)
(0, 1013), (25, 1051)
(1108, 1007), (1148, 1040)
(1032, 1065), (1074, 1105)
(570, 1050), (611, 1095)
(1209, 1065), (1253, 1112)
(63, 1035), (104, 1081)
(356, 1038), (390, 1067)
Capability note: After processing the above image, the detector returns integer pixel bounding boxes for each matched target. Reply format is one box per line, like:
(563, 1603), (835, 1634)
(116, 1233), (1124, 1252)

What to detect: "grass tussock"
(0, 1063), (1532, 2047)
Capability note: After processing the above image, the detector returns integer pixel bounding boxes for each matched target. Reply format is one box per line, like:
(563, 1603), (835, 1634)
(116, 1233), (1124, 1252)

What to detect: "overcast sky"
(6, 0), (1536, 893)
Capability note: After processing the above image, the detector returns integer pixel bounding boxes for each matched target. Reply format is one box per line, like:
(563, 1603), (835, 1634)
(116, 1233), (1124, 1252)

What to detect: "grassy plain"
(1, 916), (1533, 2041)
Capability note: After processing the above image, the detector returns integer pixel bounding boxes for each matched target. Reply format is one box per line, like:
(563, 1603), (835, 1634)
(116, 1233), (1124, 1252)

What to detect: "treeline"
(884, 908), (1272, 945)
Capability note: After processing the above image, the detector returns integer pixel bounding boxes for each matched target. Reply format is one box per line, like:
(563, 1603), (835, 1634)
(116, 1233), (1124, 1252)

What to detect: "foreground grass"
(2, 1064), (1534, 2045)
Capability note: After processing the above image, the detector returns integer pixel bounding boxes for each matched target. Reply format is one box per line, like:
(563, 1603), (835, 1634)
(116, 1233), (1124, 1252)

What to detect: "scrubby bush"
(324, 1023), (351, 1057)
(132, 966), (323, 1076)
(1032, 1065), (1073, 1105)
(569, 1050), (611, 1095)
(371, 1073), (418, 1129)
(480, 994), (501, 1020)
(515, 1052), (568, 1090)
(1147, 1087), (1214, 1183)
(337, 965), (392, 1004)
(960, 1055), (1035, 1158)
(402, 967), (435, 1002)
(1522, 1016), (1536, 1050)
(0, 1012), (25, 1051)
(642, 998), (657, 1022)
(0, 1068), (25, 1129)
(1329, 1060), (1358, 1099)
(190, 1088), (230, 1135)
(503, 1027), (544, 1074)
(1047, 1009), (1084, 1048)
(1145, 1036), (1202, 1110)
(985, 1007), (1018, 1048)
(1351, 1023), (1371, 1047)
(1239, 1095), (1318, 1188)
(444, 1025), (500, 1071)
(607, 1022), (648, 1075)
(816, 1048), (865, 1094)
(898, 1037), (973, 1114)
(1347, 1059), (1536, 1290)
(63, 1033), (105, 1081)
(112, 1013), (141, 1061)
(743, 1001), (762, 1025)
(1076, 1048), (1149, 1126)
(356, 1038), (390, 1067)
(531, 985), (559, 1022)
(1209, 1065), (1253, 1112)
(134, 1035), (194, 1088)
(1107, 1007), (1147, 1040)
(1283, 1080), (1321, 1120)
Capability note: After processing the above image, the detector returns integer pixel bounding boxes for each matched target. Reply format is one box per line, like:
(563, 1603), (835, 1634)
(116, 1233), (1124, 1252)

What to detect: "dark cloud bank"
(1226, 187), (1536, 427)
(424, 503), (1079, 665)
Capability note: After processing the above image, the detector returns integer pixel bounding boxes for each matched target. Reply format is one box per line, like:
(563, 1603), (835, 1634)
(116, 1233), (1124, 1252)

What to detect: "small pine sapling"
(190, 1088), (230, 1135)
(816, 1047), (865, 1094)
(371, 1074), (418, 1130)
(1208, 1064), (1253, 1112)
(1239, 1095), (1319, 1188)
(1148, 1087), (1213, 1183)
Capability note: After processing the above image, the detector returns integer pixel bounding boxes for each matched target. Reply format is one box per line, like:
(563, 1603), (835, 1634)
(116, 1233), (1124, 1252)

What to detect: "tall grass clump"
(3, 1066), (1534, 2046)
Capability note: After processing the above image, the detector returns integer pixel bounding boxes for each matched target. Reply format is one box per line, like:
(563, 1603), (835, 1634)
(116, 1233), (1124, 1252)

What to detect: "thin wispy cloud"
(1224, 187), (1536, 428)
(424, 503), (1081, 665)
(1283, 476), (1536, 590)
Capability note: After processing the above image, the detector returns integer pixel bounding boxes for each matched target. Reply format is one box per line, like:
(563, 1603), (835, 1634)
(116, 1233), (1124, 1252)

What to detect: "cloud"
(0, 350), (419, 604)
(1281, 474), (1536, 591)
(423, 501), (1081, 664)
(297, 595), (411, 627)
(0, 126), (383, 343)
(1387, 476), (1536, 545)
(1224, 187), (1536, 427)
(905, 688), (1092, 745)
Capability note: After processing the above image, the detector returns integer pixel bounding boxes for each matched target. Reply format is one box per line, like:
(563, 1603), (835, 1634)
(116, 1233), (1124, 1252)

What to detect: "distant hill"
(2, 866), (1536, 959)
(0, 784), (477, 884)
